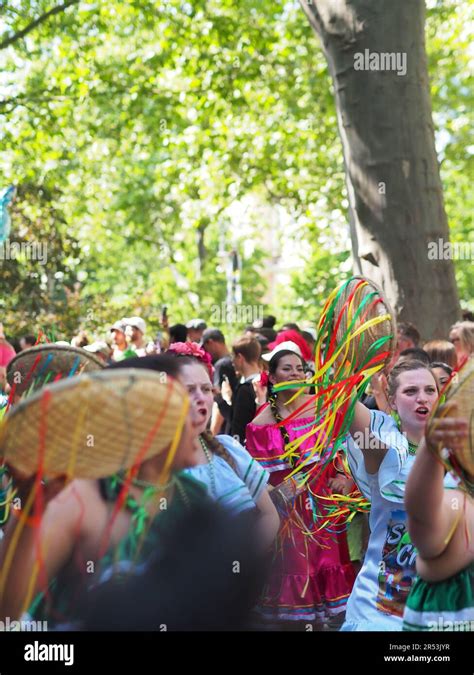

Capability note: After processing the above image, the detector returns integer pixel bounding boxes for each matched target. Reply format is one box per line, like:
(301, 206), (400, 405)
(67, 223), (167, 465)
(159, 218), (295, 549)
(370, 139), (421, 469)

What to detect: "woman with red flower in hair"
(246, 341), (355, 630)
(166, 342), (280, 549)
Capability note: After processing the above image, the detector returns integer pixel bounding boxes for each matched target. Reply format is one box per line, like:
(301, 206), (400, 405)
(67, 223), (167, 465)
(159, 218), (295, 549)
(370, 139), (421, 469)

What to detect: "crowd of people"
(0, 308), (472, 632)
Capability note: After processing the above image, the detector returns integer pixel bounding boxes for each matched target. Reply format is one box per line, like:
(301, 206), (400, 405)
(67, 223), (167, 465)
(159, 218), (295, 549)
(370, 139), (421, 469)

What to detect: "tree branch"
(0, 0), (80, 50)
(298, 0), (326, 38)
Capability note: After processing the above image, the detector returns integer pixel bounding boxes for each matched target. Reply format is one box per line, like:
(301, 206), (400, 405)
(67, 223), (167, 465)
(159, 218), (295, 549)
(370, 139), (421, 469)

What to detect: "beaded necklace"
(268, 393), (295, 467)
(125, 474), (174, 491)
(199, 435), (217, 498)
(407, 440), (418, 456)
(392, 411), (419, 456)
(110, 473), (172, 536)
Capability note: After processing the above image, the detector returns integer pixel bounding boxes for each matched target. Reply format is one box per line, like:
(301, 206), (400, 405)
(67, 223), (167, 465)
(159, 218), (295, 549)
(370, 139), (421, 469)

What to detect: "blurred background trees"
(1, 0), (471, 339)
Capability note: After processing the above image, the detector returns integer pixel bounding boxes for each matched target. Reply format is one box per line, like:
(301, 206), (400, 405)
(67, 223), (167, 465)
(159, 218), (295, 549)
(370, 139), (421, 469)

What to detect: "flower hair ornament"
(167, 342), (214, 379)
(258, 371), (269, 388)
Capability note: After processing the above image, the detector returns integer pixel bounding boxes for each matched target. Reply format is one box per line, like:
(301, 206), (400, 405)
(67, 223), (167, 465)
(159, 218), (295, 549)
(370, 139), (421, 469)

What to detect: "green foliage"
(0, 0), (471, 345)
(426, 0), (474, 308)
(0, 184), (83, 337)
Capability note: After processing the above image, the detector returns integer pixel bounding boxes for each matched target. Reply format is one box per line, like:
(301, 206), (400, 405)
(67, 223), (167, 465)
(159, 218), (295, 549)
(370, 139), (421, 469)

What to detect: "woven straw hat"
(0, 369), (189, 479)
(332, 276), (397, 372)
(7, 344), (104, 397)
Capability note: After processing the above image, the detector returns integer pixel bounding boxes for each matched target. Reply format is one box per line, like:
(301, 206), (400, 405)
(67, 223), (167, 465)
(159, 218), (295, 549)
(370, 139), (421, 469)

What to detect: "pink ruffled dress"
(246, 412), (355, 623)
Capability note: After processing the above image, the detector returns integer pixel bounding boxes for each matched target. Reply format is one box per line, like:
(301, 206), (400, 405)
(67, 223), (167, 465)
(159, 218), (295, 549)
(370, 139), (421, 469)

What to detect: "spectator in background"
(201, 329), (239, 391)
(398, 348), (430, 365)
(84, 341), (113, 365)
(397, 322), (421, 351)
(253, 316), (277, 343)
(19, 334), (36, 351)
(186, 319), (207, 343)
(245, 326), (270, 352)
(257, 315), (277, 330)
(229, 336), (262, 445)
(423, 340), (457, 369)
(0, 323), (16, 370)
(430, 362), (453, 389)
(71, 330), (90, 349)
(279, 322), (300, 333)
(123, 317), (147, 357)
(254, 334), (270, 354)
(301, 329), (316, 355)
(449, 321), (474, 364)
(169, 323), (188, 344)
(267, 329), (313, 372)
(201, 328), (239, 435)
(461, 309), (474, 322)
(256, 327), (277, 343)
(110, 320), (133, 362)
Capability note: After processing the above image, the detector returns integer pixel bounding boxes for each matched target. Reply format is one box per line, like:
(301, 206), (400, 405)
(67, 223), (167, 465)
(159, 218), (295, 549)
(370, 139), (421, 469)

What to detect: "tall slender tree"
(300, 0), (461, 338)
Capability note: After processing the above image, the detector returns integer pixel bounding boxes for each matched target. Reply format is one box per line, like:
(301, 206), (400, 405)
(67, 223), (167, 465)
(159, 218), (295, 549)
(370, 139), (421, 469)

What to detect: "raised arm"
(350, 399), (389, 473)
(405, 413), (468, 560)
(370, 372), (391, 414)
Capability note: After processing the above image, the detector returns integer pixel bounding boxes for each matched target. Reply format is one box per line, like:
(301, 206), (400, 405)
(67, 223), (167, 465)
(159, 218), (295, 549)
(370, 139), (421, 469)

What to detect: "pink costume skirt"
(246, 416), (355, 623)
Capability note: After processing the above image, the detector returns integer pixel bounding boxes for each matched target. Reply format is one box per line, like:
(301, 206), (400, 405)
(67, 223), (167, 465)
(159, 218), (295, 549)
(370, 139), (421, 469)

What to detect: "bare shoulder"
(278, 395), (315, 421)
(295, 395), (316, 419)
(56, 478), (100, 502)
(46, 479), (102, 522)
(417, 491), (474, 581)
(250, 405), (274, 427)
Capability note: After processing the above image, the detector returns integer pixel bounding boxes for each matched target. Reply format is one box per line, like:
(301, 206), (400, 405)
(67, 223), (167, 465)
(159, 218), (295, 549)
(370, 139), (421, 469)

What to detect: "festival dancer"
(246, 342), (355, 629)
(0, 357), (209, 626)
(402, 391), (473, 629)
(0, 344), (104, 528)
(159, 343), (279, 547)
(5, 343), (104, 404)
(341, 360), (460, 630)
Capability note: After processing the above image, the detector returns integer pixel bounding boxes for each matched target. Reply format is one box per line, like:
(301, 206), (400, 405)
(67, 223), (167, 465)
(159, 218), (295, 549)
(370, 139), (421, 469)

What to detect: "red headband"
(167, 341), (214, 379)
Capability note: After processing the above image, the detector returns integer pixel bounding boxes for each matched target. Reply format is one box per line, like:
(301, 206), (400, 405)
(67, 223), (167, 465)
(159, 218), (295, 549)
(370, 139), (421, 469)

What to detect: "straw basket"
(7, 344), (104, 397)
(332, 276), (396, 372)
(0, 369), (189, 479)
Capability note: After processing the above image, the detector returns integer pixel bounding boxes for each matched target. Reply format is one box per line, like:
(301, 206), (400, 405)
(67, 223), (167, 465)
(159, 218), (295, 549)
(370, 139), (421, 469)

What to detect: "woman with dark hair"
(430, 361), (453, 389)
(168, 323), (188, 344)
(0, 355), (208, 626)
(246, 343), (355, 629)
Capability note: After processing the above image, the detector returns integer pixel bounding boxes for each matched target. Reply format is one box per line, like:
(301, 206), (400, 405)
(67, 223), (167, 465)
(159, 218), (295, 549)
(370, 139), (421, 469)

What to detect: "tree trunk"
(300, 0), (460, 340)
